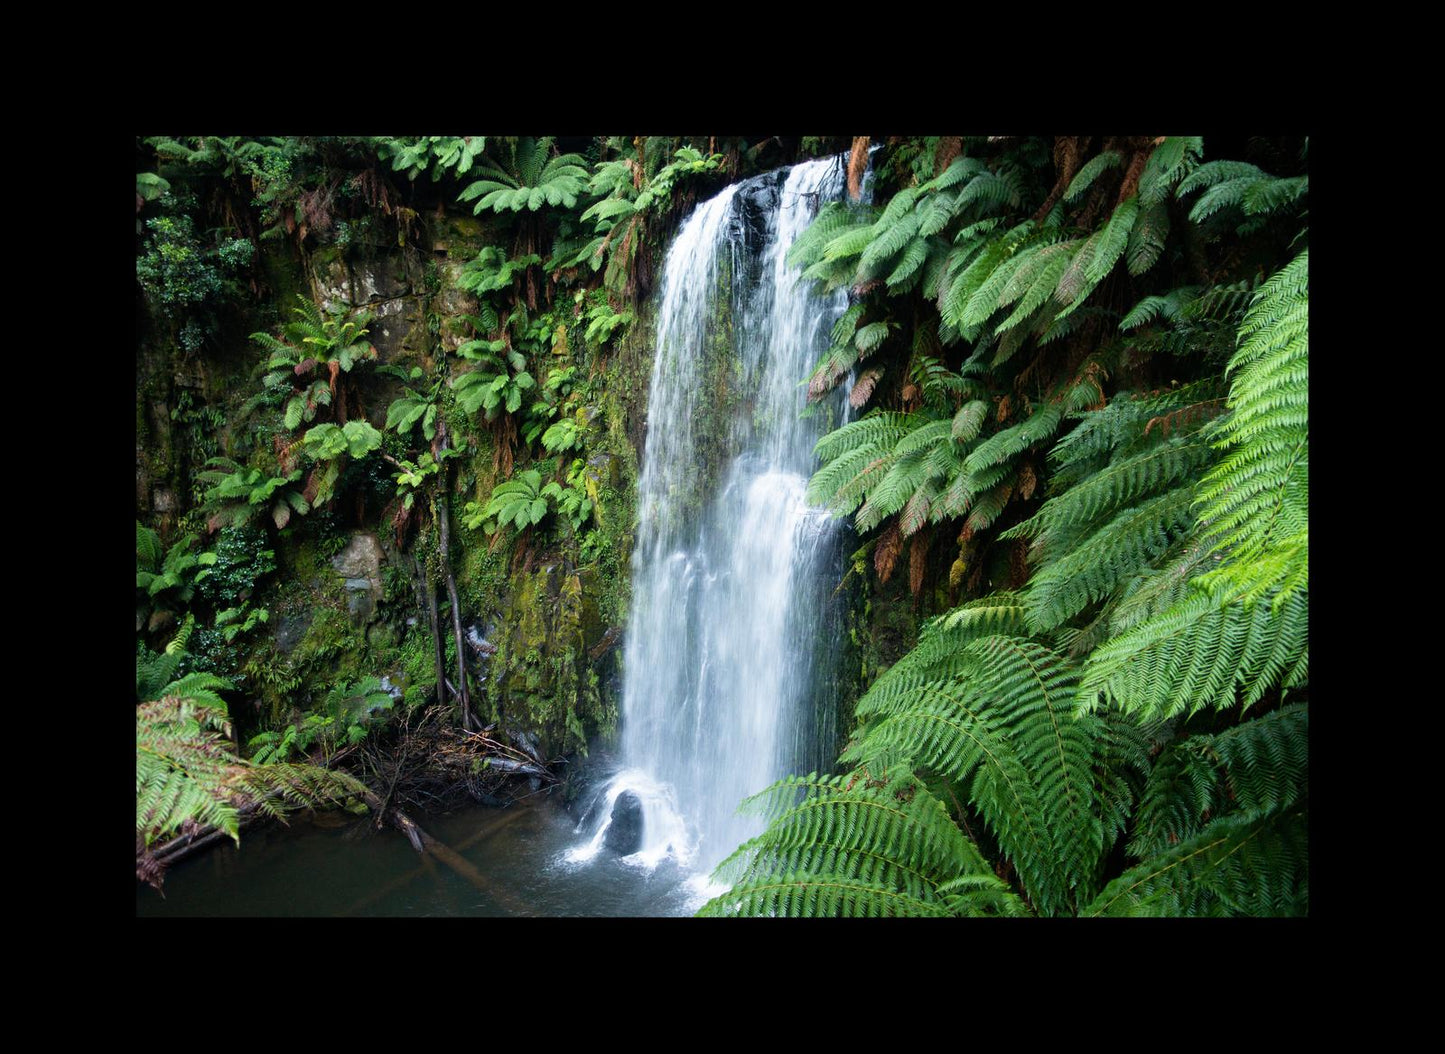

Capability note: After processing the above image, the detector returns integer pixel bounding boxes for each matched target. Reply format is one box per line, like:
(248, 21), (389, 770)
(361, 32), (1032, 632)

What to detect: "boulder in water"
(604, 791), (644, 855)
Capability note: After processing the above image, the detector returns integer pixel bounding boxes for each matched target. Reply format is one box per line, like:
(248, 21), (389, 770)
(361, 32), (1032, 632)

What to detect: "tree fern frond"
(1016, 436), (1214, 540)
(702, 771), (1008, 917)
(136, 522), (163, 571)
(1129, 703), (1308, 860)
(1084, 806), (1307, 916)
(1137, 136), (1202, 206)
(1064, 151), (1123, 203)
(1126, 199), (1170, 276)
(846, 635), (1106, 915)
(963, 404), (1064, 475)
(1195, 249), (1308, 596)
(1024, 483), (1199, 632)
(1121, 286), (1202, 330)
(1085, 195), (1139, 284)
(1243, 174), (1309, 216)
(1078, 587), (1308, 720)
(940, 221), (1035, 332)
(996, 240), (1079, 334)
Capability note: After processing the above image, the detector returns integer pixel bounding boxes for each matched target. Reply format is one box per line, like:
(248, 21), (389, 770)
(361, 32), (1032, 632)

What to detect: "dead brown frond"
(908, 527), (931, 598)
(1018, 461), (1037, 501)
(1144, 398), (1227, 437)
(875, 520), (902, 585)
(850, 367), (883, 409)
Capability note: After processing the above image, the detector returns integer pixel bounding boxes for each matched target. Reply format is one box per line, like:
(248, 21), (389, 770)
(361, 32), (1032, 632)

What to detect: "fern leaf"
(1195, 249), (1308, 597)
(1064, 151), (1123, 203)
(1129, 703), (1308, 859)
(1078, 587), (1308, 720)
(1024, 483), (1198, 632)
(702, 771), (1011, 917)
(1085, 195), (1139, 284)
(1084, 807), (1307, 916)
(846, 635), (1107, 915)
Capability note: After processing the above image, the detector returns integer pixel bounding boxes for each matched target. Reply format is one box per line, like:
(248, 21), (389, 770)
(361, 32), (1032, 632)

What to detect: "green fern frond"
(1126, 199), (1171, 276)
(996, 240), (1079, 334)
(845, 635), (1106, 916)
(1129, 703), (1308, 860)
(702, 770), (1013, 917)
(1016, 436), (1214, 541)
(1064, 151), (1123, 203)
(136, 522), (163, 571)
(939, 221), (1034, 332)
(1195, 249), (1308, 596)
(1024, 483), (1198, 632)
(1078, 587), (1308, 720)
(962, 404), (1063, 475)
(961, 228), (1065, 331)
(1084, 195), (1139, 284)
(1137, 136), (1202, 206)
(1243, 174), (1309, 216)
(1084, 806), (1307, 916)
(1120, 287), (1202, 330)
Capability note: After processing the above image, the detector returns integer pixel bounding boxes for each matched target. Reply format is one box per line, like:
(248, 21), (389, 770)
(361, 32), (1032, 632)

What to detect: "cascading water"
(569, 156), (851, 888)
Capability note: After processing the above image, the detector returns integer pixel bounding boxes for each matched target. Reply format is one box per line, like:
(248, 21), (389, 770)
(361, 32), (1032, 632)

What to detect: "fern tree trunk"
(410, 551), (446, 710)
(433, 417), (473, 731)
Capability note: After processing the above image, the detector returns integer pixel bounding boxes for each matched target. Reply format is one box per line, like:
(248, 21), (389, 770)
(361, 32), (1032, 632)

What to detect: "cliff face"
(136, 204), (651, 761)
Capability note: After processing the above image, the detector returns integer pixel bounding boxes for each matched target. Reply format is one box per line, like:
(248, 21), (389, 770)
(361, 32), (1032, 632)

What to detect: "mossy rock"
(487, 558), (614, 759)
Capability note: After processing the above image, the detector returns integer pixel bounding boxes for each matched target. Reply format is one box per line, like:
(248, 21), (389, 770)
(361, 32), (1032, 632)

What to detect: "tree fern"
(843, 635), (1109, 916)
(701, 771), (1024, 917)
(1024, 484), (1199, 633)
(1064, 151), (1122, 203)
(1194, 249), (1309, 601)
(708, 135), (1307, 918)
(1083, 806), (1307, 916)
(1078, 587), (1308, 719)
(1129, 703), (1307, 860)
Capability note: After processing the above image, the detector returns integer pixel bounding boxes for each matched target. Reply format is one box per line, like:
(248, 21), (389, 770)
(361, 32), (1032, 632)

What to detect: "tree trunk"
(433, 417), (473, 730)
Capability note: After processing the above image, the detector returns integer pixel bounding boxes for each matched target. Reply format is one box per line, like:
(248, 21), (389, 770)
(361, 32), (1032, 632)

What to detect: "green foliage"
(459, 247), (541, 296)
(138, 685), (367, 884)
(707, 135), (1308, 917)
(392, 448), (459, 511)
(459, 137), (589, 215)
(248, 676), (395, 763)
(1194, 249), (1309, 602)
(376, 136), (487, 181)
(197, 458), (309, 531)
(570, 144), (723, 298)
(453, 339), (536, 420)
(301, 420), (384, 461)
(382, 366), (443, 443)
(252, 295), (377, 432)
(136, 212), (253, 322)
(479, 469), (551, 534)
(214, 604), (269, 644)
(136, 525), (216, 608)
(701, 770), (1026, 917)
(194, 525), (276, 608)
(1083, 807), (1307, 916)
(581, 291), (634, 345)
(542, 460), (595, 532)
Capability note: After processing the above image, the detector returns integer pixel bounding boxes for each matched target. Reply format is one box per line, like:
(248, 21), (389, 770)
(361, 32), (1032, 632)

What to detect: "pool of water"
(135, 792), (714, 918)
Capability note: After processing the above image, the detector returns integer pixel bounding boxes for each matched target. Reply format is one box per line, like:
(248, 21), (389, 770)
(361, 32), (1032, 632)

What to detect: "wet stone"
(604, 791), (644, 855)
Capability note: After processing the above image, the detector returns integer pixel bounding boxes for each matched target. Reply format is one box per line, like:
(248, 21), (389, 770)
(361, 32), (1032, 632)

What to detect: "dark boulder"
(604, 791), (644, 855)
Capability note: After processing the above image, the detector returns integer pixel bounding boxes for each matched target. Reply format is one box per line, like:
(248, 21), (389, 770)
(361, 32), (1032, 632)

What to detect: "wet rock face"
(274, 612), (312, 654)
(604, 791), (644, 855)
(332, 533), (385, 625)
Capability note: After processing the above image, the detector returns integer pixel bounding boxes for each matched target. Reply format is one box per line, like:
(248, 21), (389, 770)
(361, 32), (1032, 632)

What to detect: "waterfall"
(570, 155), (850, 882)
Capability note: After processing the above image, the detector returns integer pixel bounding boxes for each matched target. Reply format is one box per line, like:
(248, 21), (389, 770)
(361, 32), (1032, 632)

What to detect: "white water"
(571, 156), (850, 884)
